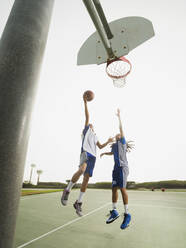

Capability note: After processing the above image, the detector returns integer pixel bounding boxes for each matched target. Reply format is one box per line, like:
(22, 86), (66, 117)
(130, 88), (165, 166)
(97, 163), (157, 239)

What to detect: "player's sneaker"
(61, 189), (70, 206)
(73, 200), (83, 217)
(106, 209), (120, 224)
(120, 213), (131, 229)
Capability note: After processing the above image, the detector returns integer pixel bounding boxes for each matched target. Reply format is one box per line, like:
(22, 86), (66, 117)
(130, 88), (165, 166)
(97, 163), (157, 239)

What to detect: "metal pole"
(82, 0), (114, 58)
(29, 167), (33, 184)
(92, 0), (113, 40)
(0, 0), (54, 247)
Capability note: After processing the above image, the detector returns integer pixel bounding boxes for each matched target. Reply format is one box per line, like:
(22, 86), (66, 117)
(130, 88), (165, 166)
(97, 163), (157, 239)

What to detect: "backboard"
(77, 16), (155, 65)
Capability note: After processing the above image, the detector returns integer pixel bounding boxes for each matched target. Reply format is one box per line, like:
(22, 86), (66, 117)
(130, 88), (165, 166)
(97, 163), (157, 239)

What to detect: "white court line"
(17, 202), (111, 248)
(20, 190), (81, 201)
(20, 191), (61, 201)
(130, 203), (186, 210)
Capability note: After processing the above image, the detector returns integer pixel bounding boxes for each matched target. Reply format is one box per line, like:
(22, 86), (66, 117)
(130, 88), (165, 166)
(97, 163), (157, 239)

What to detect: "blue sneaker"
(106, 209), (120, 224)
(120, 213), (131, 229)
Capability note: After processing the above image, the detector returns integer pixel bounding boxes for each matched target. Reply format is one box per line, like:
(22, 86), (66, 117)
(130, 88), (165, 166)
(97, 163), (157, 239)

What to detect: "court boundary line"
(20, 190), (81, 201)
(17, 202), (111, 248)
(20, 192), (60, 201)
(130, 203), (186, 210)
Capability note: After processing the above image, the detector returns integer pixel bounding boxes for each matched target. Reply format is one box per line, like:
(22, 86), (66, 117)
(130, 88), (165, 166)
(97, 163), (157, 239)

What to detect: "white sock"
(112, 202), (117, 209)
(66, 181), (75, 191)
(77, 191), (85, 203)
(124, 204), (129, 214)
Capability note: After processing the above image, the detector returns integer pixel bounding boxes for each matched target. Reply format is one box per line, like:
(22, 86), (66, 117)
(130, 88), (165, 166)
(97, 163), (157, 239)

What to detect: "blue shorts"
(112, 166), (129, 188)
(79, 152), (96, 177)
(84, 153), (96, 177)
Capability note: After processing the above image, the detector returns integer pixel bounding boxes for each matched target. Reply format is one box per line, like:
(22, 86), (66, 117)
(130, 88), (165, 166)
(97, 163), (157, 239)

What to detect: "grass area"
(21, 189), (62, 196)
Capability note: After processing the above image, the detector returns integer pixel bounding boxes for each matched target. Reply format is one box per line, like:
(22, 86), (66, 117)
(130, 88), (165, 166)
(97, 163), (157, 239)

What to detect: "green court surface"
(14, 189), (186, 248)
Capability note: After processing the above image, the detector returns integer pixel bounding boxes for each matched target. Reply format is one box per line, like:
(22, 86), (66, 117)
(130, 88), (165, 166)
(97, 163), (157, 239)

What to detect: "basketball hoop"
(106, 56), (132, 88)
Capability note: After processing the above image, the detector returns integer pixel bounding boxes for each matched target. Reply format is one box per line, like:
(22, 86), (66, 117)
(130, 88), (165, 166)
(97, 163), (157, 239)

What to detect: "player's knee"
(79, 167), (85, 174)
(79, 163), (87, 174)
(120, 187), (127, 194)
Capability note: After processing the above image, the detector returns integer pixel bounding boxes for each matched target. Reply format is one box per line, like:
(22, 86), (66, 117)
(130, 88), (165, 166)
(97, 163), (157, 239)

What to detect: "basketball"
(83, 90), (94, 102)
(161, 188), (165, 192)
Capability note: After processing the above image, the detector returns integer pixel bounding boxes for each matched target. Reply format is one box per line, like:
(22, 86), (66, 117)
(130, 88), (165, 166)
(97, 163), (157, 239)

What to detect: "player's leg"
(120, 187), (131, 229)
(73, 173), (90, 216)
(112, 186), (118, 209)
(71, 163), (87, 184)
(120, 187), (128, 211)
(119, 167), (131, 229)
(80, 172), (90, 193)
(61, 152), (88, 206)
(74, 155), (95, 216)
(61, 163), (87, 206)
(106, 169), (120, 224)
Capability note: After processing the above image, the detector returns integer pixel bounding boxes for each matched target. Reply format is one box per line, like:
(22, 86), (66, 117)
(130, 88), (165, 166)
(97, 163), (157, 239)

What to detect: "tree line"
(23, 180), (186, 189)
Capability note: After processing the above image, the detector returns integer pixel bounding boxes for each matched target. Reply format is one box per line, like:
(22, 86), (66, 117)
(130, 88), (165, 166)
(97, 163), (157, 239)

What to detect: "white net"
(113, 77), (127, 88)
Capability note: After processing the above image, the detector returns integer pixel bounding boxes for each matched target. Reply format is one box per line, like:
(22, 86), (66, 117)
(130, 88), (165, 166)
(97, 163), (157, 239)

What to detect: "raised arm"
(116, 109), (125, 138)
(97, 137), (113, 149)
(83, 95), (89, 126)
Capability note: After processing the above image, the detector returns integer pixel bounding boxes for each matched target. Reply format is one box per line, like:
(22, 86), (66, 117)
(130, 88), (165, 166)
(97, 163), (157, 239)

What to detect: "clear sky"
(1, 0), (186, 184)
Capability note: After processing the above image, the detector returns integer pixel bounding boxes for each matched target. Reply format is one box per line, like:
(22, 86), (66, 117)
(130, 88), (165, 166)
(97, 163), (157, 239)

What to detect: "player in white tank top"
(61, 94), (113, 216)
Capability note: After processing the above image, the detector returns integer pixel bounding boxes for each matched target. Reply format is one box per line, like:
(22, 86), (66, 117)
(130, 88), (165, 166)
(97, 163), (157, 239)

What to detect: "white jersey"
(81, 125), (98, 157)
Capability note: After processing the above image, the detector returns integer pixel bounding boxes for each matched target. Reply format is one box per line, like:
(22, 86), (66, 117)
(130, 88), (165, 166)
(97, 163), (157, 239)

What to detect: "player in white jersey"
(100, 109), (134, 229)
(61, 94), (113, 216)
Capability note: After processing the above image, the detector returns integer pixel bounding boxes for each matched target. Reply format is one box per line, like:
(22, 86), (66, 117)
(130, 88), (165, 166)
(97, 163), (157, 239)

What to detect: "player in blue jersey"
(61, 94), (113, 216)
(100, 109), (134, 229)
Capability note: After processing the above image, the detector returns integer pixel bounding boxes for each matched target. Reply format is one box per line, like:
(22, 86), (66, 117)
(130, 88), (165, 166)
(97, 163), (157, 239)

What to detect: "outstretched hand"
(107, 137), (114, 143)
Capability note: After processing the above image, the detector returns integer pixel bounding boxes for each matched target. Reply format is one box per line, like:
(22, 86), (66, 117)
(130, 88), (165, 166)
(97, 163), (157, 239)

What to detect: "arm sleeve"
(120, 137), (126, 145)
